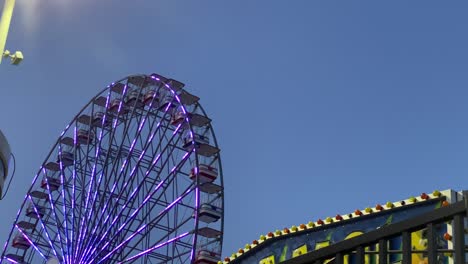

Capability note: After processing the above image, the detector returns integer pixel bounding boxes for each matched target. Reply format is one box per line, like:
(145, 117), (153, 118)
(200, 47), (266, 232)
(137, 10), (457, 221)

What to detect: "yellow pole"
(0, 0), (16, 64)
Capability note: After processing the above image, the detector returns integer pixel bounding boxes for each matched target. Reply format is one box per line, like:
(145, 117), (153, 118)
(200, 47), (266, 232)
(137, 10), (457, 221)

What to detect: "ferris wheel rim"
(1, 73), (224, 264)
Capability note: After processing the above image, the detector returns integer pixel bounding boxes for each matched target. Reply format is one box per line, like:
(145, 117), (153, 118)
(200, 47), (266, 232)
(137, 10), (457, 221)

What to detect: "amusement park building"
(222, 189), (467, 264)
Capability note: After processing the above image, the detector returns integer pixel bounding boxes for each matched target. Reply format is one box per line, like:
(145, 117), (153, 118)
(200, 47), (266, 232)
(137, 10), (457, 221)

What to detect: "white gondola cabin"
(159, 96), (178, 111)
(108, 99), (127, 114)
(194, 250), (221, 264)
(57, 151), (74, 167)
(41, 177), (61, 191)
(92, 112), (112, 127)
(143, 90), (160, 107)
(190, 164), (218, 183)
(12, 234), (31, 250)
(171, 111), (187, 126)
(199, 204), (222, 223)
(77, 129), (94, 145)
(125, 90), (144, 108)
(183, 133), (209, 150)
(26, 205), (45, 219)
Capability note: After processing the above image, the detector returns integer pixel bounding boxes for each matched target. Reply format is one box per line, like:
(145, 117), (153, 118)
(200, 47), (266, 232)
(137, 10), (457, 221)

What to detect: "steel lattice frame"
(1, 74), (224, 264)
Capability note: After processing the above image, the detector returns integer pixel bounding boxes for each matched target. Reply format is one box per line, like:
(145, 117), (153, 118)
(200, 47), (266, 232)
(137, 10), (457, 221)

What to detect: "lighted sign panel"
(234, 199), (448, 264)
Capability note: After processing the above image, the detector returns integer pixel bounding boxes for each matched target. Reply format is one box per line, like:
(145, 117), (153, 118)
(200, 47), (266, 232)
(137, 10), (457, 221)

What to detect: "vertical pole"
(355, 246), (364, 264)
(426, 223), (437, 264)
(464, 190), (468, 218)
(453, 214), (466, 263)
(378, 239), (388, 264)
(334, 252), (343, 264)
(401, 232), (411, 264)
(0, 0), (16, 64)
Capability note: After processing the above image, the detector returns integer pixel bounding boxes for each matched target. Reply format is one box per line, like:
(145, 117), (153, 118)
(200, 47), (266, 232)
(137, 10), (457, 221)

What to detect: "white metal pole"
(0, 0), (16, 64)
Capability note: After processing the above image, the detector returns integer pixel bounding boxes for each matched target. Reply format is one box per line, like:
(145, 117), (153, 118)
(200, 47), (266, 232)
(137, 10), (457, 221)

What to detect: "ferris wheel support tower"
(0, 0), (23, 65)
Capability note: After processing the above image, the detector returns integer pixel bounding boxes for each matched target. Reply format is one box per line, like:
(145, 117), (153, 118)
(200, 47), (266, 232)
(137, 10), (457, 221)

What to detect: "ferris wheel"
(1, 73), (224, 264)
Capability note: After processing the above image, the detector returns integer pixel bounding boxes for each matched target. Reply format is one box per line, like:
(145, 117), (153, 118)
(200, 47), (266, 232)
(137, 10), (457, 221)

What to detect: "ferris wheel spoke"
(75, 143), (110, 247)
(75, 85), (137, 256)
(85, 106), (144, 220)
(35, 167), (67, 259)
(69, 142), (90, 259)
(97, 185), (196, 263)
(13, 225), (48, 261)
(118, 186), (196, 262)
(75, 89), (130, 260)
(76, 87), (163, 262)
(56, 143), (75, 263)
(74, 90), (116, 260)
(78, 101), (172, 258)
(25, 195), (61, 261)
(84, 98), (179, 235)
(85, 135), (190, 261)
(68, 108), (98, 260)
(88, 144), (192, 261)
(39, 165), (71, 263)
(121, 230), (192, 263)
(68, 128), (78, 261)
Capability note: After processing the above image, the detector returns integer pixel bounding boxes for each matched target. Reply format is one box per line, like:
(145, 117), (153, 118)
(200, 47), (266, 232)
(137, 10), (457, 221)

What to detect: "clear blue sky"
(0, 0), (467, 259)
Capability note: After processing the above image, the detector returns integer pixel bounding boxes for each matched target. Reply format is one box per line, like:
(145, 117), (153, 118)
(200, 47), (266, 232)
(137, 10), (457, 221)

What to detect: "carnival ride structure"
(1, 73), (224, 263)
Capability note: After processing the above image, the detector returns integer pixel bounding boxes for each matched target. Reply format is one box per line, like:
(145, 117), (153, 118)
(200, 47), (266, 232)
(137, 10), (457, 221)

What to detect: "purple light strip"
(77, 88), (122, 261)
(87, 94), (181, 249)
(80, 83), (153, 260)
(41, 166), (67, 262)
(97, 187), (194, 263)
(87, 153), (172, 260)
(92, 143), (193, 260)
(4, 257), (18, 263)
(92, 77), (194, 262)
(85, 177), (168, 259)
(191, 185), (200, 261)
(83, 109), (160, 255)
(1, 166), (43, 260)
(70, 126), (77, 261)
(77, 161), (109, 259)
(115, 84), (127, 114)
(14, 225), (47, 260)
(121, 232), (190, 263)
(27, 195), (59, 259)
(169, 83), (203, 262)
(87, 82), (158, 261)
(57, 144), (71, 264)
(75, 93), (113, 260)
(84, 139), (149, 255)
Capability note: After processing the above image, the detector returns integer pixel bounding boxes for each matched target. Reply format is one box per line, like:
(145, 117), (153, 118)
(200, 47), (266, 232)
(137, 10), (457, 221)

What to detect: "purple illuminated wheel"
(1, 74), (224, 264)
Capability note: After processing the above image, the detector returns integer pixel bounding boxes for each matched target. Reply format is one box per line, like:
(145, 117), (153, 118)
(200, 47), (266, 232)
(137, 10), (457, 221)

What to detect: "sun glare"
(16, 0), (75, 34)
